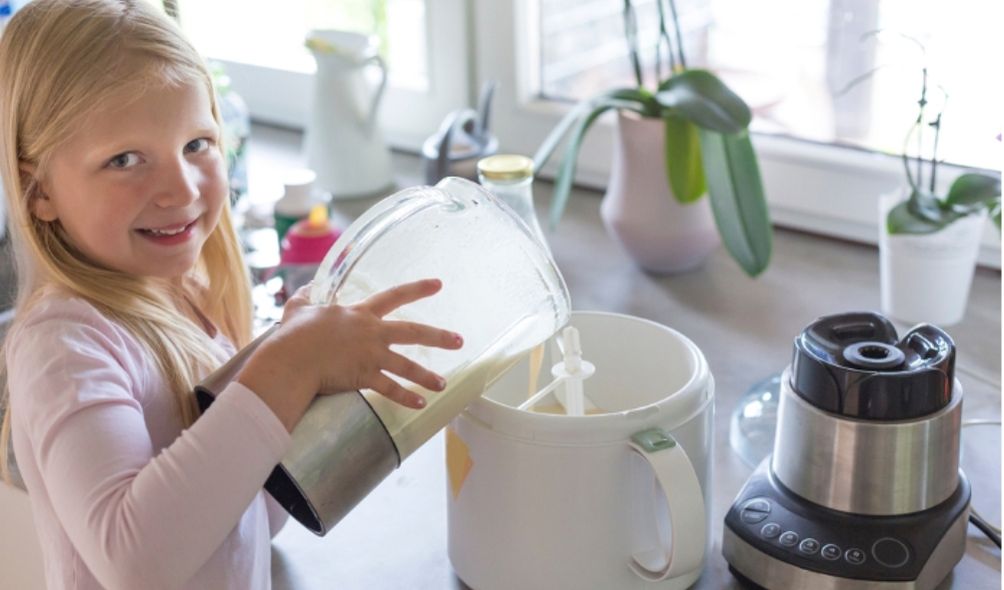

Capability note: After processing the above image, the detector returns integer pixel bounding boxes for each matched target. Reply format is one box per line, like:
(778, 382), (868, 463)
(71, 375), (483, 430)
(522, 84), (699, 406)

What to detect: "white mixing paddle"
(519, 326), (596, 414)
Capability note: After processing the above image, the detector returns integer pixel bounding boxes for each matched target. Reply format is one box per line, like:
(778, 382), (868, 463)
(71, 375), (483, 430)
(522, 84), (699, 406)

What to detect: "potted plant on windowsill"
(878, 67), (1001, 326)
(534, 0), (772, 277)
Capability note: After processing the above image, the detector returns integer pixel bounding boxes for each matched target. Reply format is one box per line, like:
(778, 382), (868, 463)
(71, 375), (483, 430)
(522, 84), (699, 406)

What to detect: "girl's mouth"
(136, 219), (197, 245)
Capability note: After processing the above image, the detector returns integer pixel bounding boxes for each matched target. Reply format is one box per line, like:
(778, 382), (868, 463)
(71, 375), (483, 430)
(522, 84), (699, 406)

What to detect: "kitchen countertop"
(246, 125), (1001, 590)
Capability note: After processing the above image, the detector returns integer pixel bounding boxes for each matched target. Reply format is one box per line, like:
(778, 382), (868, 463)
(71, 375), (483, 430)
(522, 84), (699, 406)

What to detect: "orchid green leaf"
(945, 173), (1001, 207)
(655, 70), (751, 134)
(543, 97), (649, 229)
(698, 129), (771, 276)
(663, 114), (705, 203)
(533, 89), (655, 174)
(907, 188), (947, 224)
(886, 199), (956, 234)
(532, 101), (592, 175)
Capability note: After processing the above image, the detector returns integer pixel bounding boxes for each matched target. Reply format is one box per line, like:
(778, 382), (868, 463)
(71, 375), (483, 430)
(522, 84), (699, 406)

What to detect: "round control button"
(740, 498), (771, 524)
(779, 531), (799, 547)
(845, 547), (867, 565)
(742, 498), (771, 512)
(760, 523), (781, 538)
(798, 538), (820, 555)
(872, 537), (910, 568)
(821, 544), (842, 560)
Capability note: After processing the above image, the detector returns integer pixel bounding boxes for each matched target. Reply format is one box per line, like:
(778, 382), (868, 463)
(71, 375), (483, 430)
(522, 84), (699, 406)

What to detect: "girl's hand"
(237, 279), (463, 431)
(282, 278), (463, 406)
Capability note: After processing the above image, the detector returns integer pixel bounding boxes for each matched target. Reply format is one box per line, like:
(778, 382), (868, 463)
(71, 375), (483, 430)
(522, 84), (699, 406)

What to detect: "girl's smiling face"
(32, 79), (227, 281)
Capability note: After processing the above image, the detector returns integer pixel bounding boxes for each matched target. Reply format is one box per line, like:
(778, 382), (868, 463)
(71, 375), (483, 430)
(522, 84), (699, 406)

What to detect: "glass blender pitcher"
(195, 177), (571, 535)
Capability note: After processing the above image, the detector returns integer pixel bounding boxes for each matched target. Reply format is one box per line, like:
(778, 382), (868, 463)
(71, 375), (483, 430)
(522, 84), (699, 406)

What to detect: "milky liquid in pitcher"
(362, 312), (557, 460)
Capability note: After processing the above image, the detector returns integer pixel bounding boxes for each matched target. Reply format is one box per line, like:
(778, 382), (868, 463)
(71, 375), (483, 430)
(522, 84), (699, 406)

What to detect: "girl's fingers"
(283, 283), (313, 315)
(383, 321), (463, 349)
(362, 278), (442, 317)
(290, 283), (313, 302)
(285, 284), (311, 311)
(368, 373), (428, 409)
(383, 351), (447, 393)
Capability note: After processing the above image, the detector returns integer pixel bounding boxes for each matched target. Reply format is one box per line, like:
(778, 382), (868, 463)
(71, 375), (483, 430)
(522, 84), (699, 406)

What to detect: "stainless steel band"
(771, 372), (962, 516)
(195, 323), (401, 536)
(275, 390), (400, 535)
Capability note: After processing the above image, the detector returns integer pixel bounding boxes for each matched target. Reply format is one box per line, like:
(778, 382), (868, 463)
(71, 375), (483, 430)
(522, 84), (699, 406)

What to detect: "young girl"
(0, 1), (462, 589)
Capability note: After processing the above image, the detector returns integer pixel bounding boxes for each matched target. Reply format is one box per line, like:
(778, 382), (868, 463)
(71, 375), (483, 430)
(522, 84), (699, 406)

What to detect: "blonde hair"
(0, 0), (253, 483)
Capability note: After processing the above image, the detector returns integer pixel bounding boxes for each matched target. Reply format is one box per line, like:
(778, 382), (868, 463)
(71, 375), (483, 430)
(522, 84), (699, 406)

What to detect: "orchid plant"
(884, 65), (1001, 235)
(533, 0), (772, 277)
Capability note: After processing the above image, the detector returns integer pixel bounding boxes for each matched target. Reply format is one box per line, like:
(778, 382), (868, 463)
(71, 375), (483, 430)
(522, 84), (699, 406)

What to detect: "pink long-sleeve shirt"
(7, 290), (293, 590)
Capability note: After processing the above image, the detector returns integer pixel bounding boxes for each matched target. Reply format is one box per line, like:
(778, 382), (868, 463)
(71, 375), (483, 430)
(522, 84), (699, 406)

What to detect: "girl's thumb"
(284, 282), (314, 312)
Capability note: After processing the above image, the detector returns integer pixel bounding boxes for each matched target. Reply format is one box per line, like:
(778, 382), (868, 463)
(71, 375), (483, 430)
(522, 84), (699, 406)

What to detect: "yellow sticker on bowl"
(446, 426), (473, 499)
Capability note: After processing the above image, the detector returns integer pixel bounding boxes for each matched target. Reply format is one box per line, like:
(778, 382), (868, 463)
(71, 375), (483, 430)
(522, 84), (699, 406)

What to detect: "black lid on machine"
(790, 311), (955, 420)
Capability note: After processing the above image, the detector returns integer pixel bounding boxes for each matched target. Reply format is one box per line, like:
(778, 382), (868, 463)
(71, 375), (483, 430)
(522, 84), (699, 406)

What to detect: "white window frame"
(212, 0), (471, 150)
(473, 0), (1000, 269)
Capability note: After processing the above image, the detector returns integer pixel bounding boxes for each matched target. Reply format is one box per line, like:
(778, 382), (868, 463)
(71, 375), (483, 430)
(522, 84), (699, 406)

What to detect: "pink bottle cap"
(280, 205), (341, 265)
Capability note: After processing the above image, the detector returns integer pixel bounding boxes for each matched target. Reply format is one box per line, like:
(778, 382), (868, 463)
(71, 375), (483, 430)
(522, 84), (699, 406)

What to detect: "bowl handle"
(627, 427), (706, 582)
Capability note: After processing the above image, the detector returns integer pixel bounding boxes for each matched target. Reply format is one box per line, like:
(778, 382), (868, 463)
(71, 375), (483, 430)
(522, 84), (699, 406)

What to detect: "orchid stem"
(667, 0), (687, 69)
(623, 0), (644, 88)
(929, 112), (942, 193)
(656, 0), (677, 76)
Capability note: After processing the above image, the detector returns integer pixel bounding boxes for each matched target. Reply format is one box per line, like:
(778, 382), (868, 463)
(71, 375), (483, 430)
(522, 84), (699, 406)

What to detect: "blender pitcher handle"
(627, 428), (706, 582)
(361, 54), (387, 135)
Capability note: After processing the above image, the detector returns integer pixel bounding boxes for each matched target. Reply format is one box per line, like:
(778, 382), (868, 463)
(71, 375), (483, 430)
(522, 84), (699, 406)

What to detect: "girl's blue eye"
(184, 138), (211, 153)
(108, 152), (140, 169)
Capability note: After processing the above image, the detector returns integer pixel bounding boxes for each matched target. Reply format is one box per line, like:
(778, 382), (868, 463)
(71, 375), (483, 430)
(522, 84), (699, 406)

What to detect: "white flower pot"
(601, 111), (719, 274)
(879, 191), (986, 326)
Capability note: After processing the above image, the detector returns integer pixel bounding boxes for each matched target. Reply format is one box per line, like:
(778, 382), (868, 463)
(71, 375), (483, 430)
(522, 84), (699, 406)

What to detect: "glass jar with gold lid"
(477, 154), (549, 251)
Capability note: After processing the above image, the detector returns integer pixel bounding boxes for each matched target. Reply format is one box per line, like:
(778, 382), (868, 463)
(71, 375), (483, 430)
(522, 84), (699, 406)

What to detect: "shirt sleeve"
(8, 304), (292, 590)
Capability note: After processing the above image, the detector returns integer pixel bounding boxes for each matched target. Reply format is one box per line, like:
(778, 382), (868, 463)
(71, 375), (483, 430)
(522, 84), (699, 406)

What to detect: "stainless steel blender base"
(723, 509), (968, 590)
(721, 460), (971, 590)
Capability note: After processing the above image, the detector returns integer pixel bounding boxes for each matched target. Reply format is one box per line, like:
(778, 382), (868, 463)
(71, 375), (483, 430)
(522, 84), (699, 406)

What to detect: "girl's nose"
(154, 158), (200, 208)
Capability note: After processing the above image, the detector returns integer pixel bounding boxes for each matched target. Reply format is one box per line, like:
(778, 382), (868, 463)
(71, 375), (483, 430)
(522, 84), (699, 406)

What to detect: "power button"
(739, 498), (771, 524)
(872, 537), (910, 568)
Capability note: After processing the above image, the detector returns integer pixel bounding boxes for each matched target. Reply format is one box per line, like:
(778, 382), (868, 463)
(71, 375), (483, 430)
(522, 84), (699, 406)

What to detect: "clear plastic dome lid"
(309, 177), (571, 458)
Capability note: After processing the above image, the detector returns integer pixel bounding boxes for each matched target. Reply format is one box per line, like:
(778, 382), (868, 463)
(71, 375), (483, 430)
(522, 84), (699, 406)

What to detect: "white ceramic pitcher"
(303, 30), (394, 199)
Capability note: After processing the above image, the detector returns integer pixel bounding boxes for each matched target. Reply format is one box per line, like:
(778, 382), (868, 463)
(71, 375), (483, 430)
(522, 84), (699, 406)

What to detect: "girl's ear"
(19, 161), (58, 222)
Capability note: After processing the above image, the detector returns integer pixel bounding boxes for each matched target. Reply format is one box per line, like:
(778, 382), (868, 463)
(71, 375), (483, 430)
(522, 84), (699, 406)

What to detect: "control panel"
(724, 467), (970, 582)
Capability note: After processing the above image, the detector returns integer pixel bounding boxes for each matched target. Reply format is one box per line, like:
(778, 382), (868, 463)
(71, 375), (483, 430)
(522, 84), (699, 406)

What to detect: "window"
(538, 0), (1000, 172)
(178, 0), (469, 147)
(180, 0), (428, 90)
(476, 0), (1001, 266)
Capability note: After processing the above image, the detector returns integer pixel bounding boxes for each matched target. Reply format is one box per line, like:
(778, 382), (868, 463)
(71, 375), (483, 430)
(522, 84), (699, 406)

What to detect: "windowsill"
(248, 120), (1001, 268)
